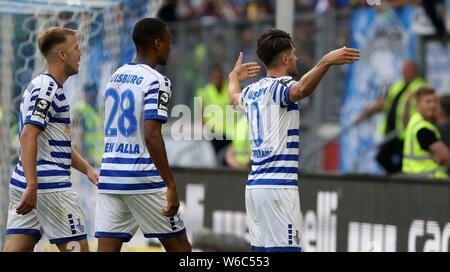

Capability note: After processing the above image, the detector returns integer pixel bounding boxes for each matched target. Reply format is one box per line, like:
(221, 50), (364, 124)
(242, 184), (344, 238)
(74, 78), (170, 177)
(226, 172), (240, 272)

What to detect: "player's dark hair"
(415, 87), (435, 102)
(256, 28), (294, 68)
(132, 18), (168, 52)
(37, 27), (76, 59)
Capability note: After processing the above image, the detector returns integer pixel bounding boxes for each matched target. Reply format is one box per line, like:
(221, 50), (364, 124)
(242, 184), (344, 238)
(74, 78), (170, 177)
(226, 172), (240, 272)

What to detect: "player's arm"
(16, 124), (41, 215)
(228, 52), (261, 107)
(71, 148), (98, 186)
(17, 78), (58, 215)
(289, 47), (360, 102)
(144, 120), (178, 216)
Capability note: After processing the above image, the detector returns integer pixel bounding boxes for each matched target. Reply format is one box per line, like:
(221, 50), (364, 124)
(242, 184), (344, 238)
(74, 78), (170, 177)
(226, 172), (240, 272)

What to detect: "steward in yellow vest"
(402, 88), (449, 179)
(72, 100), (103, 166)
(225, 115), (251, 169)
(354, 61), (428, 173)
(196, 65), (236, 157)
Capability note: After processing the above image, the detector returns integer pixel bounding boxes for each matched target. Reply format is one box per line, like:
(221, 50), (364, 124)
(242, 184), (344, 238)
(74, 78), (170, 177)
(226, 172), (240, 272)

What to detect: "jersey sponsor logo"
(158, 91), (169, 111)
(32, 98), (51, 119)
(104, 142), (141, 154)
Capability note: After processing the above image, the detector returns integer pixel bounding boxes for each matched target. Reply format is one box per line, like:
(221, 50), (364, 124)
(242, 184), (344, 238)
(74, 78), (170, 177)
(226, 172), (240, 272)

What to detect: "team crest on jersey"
(32, 98), (51, 119)
(158, 91), (169, 111)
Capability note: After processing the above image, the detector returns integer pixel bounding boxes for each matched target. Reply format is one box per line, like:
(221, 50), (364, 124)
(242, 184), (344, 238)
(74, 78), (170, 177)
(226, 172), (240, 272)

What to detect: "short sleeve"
(236, 86), (249, 111)
(417, 128), (438, 150)
(24, 78), (57, 130)
(143, 77), (171, 123)
(271, 80), (296, 108)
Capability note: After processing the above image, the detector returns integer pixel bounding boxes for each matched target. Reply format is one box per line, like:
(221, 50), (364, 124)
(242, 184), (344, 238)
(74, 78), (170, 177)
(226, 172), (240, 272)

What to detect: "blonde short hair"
(37, 27), (76, 58)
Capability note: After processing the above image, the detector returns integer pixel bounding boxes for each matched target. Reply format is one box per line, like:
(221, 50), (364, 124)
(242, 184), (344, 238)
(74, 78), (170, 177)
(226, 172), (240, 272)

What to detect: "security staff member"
(402, 87), (450, 179)
(225, 115), (251, 169)
(196, 64), (236, 157)
(354, 60), (428, 173)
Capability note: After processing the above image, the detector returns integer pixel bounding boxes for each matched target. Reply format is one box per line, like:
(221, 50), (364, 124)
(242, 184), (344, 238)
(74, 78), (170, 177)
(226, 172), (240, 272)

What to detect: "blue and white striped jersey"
(99, 63), (171, 194)
(239, 76), (300, 188)
(11, 74), (72, 193)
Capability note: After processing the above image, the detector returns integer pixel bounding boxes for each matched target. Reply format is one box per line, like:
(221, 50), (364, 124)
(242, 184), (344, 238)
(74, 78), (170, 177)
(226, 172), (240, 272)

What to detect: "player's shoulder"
(27, 74), (61, 99)
(128, 63), (168, 83)
(241, 77), (271, 100)
(276, 76), (296, 87)
(32, 73), (61, 89)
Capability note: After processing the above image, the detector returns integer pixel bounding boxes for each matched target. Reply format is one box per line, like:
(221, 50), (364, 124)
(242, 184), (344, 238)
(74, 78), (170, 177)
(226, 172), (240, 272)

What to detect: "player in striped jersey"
(95, 18), (191, 252)
(4, 27), (99, 252)
(229, 29), (360, 252)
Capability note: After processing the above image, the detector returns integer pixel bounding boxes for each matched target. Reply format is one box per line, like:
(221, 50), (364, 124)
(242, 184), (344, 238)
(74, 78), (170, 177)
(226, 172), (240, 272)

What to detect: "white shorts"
(6, 188), (87, 244)
(246, 187), (302, 252)
(95, 189), (186, 242)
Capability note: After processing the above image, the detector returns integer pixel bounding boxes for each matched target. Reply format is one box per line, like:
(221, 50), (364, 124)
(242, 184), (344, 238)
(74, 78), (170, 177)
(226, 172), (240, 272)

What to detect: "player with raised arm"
(229, 28), (360, 252)
(3, 27), (99, 252)
(95, 18), (191, 252)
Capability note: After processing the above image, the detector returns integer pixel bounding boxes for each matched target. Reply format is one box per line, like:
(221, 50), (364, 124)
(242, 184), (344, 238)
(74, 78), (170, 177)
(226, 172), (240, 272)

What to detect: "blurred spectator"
(225, 115), (251, 169)
(293, 21), (315, 76)
(437, 95), (450, 174)
(185, 33), (208, 94)
(196, 64), (236, 162)
(354, 61), (428, 173)
(158, 0), (178, 22)
(158, 0), (275, 22)
(238, 27), (256, 63)
(246, 0), (273, 21)
(71, 84), (104, 167)
(296, 0), (367, 13)
(402, 88), (450, 178)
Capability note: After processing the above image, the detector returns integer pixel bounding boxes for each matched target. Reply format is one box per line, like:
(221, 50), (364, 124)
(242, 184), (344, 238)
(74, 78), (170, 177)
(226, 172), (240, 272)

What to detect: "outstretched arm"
(288, 47), (360, 102)
(229, 52), (261, 107)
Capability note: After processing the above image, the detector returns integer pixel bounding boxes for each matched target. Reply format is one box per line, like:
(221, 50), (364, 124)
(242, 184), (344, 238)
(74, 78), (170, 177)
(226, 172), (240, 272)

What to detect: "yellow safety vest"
(402, 112), (448, 179)
(196, 81), (236, 138)
(72, 101), (104, 166)
(379, 77), (428, 140)
(232, 115), (252, 165)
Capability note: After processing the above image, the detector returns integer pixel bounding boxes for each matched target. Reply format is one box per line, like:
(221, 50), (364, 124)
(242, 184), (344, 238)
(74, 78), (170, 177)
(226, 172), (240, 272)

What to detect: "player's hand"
(16, 185), (37, 215)
(324, 46), (360, 65)
(161, 186), (180, 217)
(229, 52), (261, 81)
(87, 168), (99, 186)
